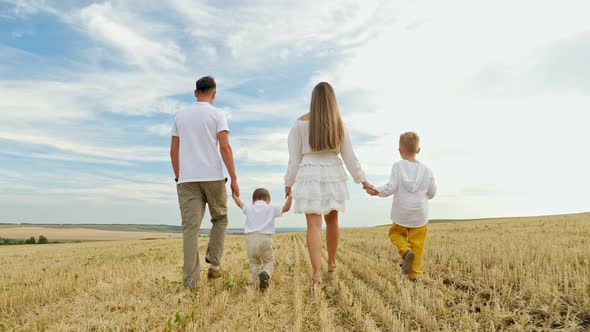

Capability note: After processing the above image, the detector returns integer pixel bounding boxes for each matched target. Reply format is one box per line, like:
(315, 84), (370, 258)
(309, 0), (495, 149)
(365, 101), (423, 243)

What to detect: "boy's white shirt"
(243, 201), (283, 234)
(376, 159), (437, 228)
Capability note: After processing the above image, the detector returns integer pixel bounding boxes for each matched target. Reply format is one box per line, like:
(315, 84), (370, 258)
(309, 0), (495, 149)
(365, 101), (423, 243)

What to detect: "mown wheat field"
(1, 213), (589, 331)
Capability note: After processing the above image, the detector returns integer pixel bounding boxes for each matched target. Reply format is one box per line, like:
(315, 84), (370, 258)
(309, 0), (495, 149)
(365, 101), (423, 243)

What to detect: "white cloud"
(1, 0), (589, 225)
(0, 0), (57, 18)
(147, 124), (173, 137)
(304, 0), (590, 219)
(222, 93), (307, 122)
(0, 131), (168, 162)
(0, 150), (134, 166)
(67, 2), (185, 71)
(168, 0), (396, 71)
(232, 128), (290, 165)
(0, 167), (175, 202)
(0, 80), (94, 122)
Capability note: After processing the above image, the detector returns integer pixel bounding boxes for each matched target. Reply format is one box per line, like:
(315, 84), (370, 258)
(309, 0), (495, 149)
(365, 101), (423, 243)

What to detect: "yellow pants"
(388, 224), (428, 279)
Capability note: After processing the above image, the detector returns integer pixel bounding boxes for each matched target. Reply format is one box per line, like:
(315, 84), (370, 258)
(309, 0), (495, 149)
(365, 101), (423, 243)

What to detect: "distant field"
(0, 226), (181, 241)
(1, 212), (588, 331)
(428, 211), (590, 224)
(0, 223), (182, 233)
(3, 212), (587, 238)
(0, 225), (300, 240)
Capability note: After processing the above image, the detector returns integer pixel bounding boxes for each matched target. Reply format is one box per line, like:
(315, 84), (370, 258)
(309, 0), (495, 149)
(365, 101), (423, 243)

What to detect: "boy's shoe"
(259, 271), (270, 291)
(207, 267), (228, 280)
(401, 250), (415, 275)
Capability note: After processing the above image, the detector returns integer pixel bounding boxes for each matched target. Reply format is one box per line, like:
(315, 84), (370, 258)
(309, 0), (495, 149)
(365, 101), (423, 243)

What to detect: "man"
(170, 76), (239, 288)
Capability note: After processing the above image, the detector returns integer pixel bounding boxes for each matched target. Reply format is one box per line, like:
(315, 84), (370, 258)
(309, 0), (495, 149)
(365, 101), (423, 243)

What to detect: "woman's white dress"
(284, 120), (366, 215)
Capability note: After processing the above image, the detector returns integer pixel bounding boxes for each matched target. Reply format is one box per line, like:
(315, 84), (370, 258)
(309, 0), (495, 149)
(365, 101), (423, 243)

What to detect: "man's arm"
(232, 193), (245, 209)
(170, 136), (180, 180)
(218, 131), (239, 196)
(282, 195), (293, 214)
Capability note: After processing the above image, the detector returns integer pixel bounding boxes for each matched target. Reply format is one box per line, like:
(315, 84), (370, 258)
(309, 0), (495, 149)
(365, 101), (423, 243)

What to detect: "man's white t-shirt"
(243, 201), (283, 234)
(170, 102), (229, 184)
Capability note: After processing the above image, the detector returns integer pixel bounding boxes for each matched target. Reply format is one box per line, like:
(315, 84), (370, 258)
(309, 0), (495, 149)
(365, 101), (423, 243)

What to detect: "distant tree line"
(0, 235), (54, 245)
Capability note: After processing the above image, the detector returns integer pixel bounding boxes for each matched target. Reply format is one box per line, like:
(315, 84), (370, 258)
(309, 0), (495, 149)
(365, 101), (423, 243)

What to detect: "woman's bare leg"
(306, 213), (323, 283)
(324, 210), (339, 271)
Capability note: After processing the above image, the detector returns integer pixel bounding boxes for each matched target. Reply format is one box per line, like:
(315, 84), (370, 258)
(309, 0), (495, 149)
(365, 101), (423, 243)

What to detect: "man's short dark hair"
(196, 76), (216, 94)
(252, 188), (271, 202)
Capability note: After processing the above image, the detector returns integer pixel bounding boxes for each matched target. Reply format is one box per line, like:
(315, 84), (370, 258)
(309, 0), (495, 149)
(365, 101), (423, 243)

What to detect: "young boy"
(232, 188), (292, 291)
(366, 132), (437, 281)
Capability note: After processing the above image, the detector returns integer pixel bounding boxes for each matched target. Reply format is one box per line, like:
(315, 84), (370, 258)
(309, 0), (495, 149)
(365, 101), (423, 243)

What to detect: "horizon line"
(1, 211), (588, 228)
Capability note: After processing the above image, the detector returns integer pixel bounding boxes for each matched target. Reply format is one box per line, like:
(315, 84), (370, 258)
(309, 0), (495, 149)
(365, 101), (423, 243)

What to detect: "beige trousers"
(177, 180), (228, 288)
(246, 233), (275, 282)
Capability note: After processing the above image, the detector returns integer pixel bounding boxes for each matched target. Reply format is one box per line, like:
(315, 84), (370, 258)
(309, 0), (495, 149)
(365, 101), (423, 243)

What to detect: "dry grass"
(1, 213), (588, 331)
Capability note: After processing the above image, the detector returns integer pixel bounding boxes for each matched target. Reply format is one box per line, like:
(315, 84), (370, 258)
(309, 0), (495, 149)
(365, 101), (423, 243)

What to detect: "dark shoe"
(401, 250), (415, 275)
(207, 267), (228, 279)
(259, 271), (270, 291)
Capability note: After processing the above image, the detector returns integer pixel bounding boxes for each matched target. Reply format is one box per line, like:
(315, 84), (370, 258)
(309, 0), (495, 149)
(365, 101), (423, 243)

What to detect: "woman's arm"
(340, 126), (367, 184)
(284, 124), (302, 187)
(282, 196), (293, 213)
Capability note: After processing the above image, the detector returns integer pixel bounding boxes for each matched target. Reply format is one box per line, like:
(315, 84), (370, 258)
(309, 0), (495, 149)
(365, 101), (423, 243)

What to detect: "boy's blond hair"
(399, 132), (420, 154)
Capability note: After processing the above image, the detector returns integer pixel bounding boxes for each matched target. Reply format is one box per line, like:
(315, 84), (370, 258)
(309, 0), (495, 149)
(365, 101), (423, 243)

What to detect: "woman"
(284, 82), (371, 285)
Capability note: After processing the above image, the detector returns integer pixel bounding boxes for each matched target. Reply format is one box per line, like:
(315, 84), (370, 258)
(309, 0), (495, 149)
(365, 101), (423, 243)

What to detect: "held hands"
(365, 188), (379, 196)
(362, 181), (379, 196)
(231, 192), (245, 209)
(285, 186), (292, 199)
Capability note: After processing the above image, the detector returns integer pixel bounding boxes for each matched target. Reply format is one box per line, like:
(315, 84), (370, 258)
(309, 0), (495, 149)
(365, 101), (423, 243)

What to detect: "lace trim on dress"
(294, 174), (348, 183)
(293, 207), (346, 215)
(292, 192), (349, 200)
(293, 199), (347, 215)
(298, 161), (344, 167)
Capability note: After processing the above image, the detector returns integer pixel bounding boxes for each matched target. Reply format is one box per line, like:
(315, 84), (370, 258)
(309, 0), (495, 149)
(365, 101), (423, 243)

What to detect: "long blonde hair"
(309, 82), (344, 151)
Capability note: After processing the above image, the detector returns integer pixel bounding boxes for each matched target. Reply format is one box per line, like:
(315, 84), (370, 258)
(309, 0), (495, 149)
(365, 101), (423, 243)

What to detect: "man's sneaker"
(259, 271), (270, 291)
(401, 250), (415, 275)
(207, 267), (228, 280)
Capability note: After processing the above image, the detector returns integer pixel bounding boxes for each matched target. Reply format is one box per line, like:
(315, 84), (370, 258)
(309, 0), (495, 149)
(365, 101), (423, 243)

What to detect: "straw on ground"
(1, 213), (589, 331)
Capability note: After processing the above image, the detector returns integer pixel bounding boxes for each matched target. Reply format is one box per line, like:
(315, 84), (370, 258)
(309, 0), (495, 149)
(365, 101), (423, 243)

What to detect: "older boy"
(366, 132), (437, 281)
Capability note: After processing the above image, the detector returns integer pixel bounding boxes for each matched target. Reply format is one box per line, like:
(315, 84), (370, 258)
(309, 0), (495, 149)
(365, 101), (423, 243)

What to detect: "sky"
(0, 0), (589, 228)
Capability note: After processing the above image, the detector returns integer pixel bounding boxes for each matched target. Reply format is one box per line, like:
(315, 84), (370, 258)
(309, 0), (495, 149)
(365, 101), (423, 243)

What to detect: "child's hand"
(362, 181), (374, 190)
(365, 188), (379, 196)
(232, 193), (245, 209)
